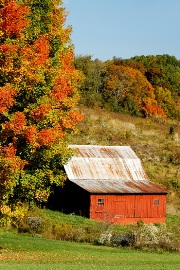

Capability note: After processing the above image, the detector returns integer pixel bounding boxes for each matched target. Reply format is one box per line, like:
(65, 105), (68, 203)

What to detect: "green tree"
(131, 56), (180, 103)
(0, 0), (83, 216)
(75, 55), (105, 107)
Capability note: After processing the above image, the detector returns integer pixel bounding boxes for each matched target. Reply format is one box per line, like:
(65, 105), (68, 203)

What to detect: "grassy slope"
(0, 228), (180, 270)
(68, 106), (180, 213)
(1, 107), (180, 269)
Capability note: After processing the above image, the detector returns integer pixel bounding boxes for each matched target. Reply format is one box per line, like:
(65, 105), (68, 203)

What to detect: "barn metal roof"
(64, 145), (168, 194)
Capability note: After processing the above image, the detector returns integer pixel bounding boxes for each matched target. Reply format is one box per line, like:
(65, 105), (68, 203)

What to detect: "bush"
(17, 216), (44, 235)
(27, 216), (44, 234)
(97, 230), (112, 245)
(110, 233), (135, 247)
(134, 223), (180, 252)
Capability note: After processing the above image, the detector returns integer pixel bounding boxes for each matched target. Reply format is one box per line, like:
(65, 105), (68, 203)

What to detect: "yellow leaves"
(0, 203), (29, 220)
(61, 93), (81, 109)
(35, 190), (50, 202)
(49, 7), (67, 37)
(0, 43), (19, 75)
(1, 143), (28, 173)
(0, 0), (84, 210)
(0, 205), (11, 215)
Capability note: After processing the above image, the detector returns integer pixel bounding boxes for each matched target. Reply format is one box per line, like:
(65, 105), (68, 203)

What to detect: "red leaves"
(69, 110), (84, 122)
(4, 112), (26, 135)
(0, 0), (84, 208)
(62, 110), (84, 129)
(30, 104), (51, 121)
(143, 103), (167, 118)
(23, 126), (37, 144)
(51, 74), (72, 102)
(0, 85), (17, 114)
(37, 124), (65, 147)
(2, 144), (16, 159)
(20, 36), (50, 67)
(33, 37), (50, 66)
(38, 128), (57, 147)
(0, 43), (18, 54)
(1, 144), (27, 171)
(54, 124), (64, 140)
(0, 0), (29, 36)
(61, 48), (74, 70)
(23, 125), (64, 147)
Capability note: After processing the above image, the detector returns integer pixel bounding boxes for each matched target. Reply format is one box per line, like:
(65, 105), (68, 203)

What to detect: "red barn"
(48, 145), (168, 224)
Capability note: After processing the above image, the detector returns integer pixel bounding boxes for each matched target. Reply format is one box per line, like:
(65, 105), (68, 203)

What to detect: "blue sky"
(63, 0), (180, 61)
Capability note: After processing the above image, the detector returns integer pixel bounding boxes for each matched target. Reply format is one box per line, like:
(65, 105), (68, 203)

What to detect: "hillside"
(68, 106), (180, 214)
(75, 55), (180, 120)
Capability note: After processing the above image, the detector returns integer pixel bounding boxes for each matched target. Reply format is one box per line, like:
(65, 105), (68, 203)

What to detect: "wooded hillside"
(75, 54), (180, 120)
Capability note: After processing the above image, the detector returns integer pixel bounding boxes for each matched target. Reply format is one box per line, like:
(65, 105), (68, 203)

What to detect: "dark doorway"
(47, 180), (90, 218)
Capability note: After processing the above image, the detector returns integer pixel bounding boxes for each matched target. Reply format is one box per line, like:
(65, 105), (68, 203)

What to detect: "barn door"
(114, 201), (126, 218)
(135, 195), (152, 218)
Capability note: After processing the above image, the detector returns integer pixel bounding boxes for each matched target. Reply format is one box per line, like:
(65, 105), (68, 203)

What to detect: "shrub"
(98, 230), (112, 245)
(27, 216), (44, 235)
(110, 233), (135, 247)
(134, 223), (180, 252)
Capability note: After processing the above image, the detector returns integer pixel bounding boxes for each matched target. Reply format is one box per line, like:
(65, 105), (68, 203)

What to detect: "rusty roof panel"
(70, 145), (138, 159)
(70, 180), (168, 194)
(64, 145), (168, 194)
(65, 158), (148, 181)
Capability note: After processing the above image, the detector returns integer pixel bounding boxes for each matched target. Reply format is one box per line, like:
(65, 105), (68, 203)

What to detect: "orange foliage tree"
(104, 64), (166, 117)
(0, 0), (83, 214)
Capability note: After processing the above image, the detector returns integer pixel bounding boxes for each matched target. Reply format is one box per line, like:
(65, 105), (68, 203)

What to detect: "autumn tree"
(154, 86), (179, 119)
(0, 0), (84, 216)
(103, 64), (166, 117)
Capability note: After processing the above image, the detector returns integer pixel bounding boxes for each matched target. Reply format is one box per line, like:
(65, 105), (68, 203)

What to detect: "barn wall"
(90, 194), (166, 224)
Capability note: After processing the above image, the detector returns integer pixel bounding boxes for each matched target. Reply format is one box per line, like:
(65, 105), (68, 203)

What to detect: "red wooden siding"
(90, 194), (166, 224)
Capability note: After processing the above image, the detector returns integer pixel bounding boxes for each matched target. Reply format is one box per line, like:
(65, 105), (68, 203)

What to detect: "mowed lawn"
(0, 231), (179, 270)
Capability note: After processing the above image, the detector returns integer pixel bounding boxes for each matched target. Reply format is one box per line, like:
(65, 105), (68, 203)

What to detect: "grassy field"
(0, 229), (180, 270)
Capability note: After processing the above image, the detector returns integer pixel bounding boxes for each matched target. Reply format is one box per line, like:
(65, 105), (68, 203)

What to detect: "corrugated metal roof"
(64, 145), (168, 194)
(70, 180), (167, 194)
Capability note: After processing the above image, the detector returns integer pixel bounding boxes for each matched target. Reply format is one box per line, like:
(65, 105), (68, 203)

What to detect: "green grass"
(166, 214), (180, 240)
(40, 206), (180, 242)
(0, 229), (180, 270)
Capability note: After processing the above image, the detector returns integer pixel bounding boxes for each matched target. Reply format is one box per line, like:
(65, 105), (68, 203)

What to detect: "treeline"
(75, 54), (180, 120)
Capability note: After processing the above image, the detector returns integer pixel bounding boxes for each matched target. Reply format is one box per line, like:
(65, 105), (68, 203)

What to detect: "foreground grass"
(0, 229), (180, 270)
